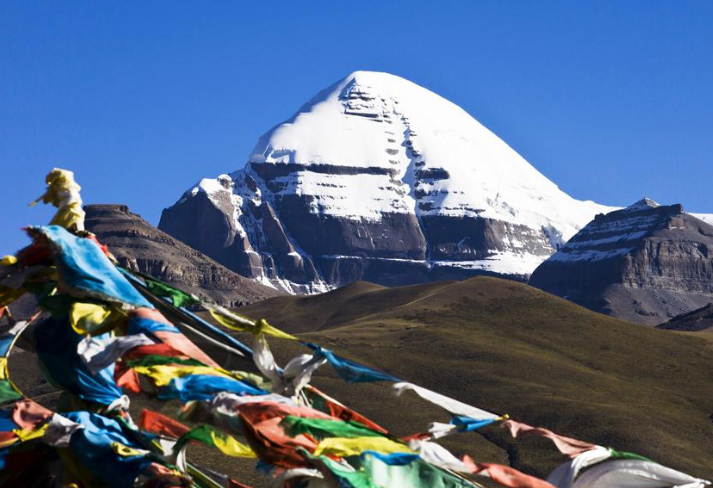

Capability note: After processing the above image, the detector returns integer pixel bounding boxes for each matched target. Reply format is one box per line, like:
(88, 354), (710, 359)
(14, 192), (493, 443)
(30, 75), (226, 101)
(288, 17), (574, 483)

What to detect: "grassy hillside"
(239, 276), (713, 480)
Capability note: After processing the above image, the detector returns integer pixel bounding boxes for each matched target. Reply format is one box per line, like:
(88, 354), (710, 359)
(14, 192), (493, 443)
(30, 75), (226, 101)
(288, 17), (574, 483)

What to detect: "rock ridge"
(84, 204), (282, 306)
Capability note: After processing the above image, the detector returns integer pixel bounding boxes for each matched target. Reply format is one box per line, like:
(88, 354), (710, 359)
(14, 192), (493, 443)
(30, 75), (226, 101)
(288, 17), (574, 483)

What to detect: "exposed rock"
(529, 198), (713, 325)
(159, 71), (612, 292)
(658, 303), (713, 331)
(84, 204), (282, 307)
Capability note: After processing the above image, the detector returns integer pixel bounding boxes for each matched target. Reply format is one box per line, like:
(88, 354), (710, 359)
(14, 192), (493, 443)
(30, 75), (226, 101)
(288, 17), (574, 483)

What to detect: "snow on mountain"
(160, 71), (615, 293)
(249, 71), (609, 241)
(536, 198), (662, 264)
(692, 213), (713, 225)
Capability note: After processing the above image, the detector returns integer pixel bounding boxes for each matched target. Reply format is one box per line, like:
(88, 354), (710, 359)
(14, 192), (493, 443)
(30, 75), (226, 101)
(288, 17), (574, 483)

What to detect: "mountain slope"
(658, 303), (713, 331)
(529, 198), (713, 325)
(160, 71), (613, 293)
(84, 204), (282, 306)
(237, 276), (713, 480)
(692, 213), (713, 225)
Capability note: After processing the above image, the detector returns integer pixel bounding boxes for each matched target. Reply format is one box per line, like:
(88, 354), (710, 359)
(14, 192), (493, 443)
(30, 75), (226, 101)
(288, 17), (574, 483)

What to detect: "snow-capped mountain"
(159, 71), (614, 293)
(530, 198), (713, 325)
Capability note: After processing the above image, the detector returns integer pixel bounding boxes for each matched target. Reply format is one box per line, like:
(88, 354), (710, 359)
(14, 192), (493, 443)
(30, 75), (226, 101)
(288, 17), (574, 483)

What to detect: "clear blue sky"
(2, 2), (712, 254)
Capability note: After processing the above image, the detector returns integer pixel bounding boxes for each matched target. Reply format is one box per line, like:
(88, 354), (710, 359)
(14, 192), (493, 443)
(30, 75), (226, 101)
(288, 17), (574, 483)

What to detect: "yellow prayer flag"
(0, 256), (18, 266)
(31, 168), (86, 232)
(209, 307), (297, 340)
(313, 436), (414, 458)
(13, 424), (48, 442)
(132, 364), (247, 387)
(69, 302), (124, 335)
(209, 429), (256, 458)
(110, 442), (149, 457)
(0, 358), (8, 380)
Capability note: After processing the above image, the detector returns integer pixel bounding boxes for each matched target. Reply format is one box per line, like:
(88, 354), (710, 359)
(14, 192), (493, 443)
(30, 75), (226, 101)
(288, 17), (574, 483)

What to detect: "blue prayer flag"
(158, 374), (267, 402)
(33, 226), (151, 308)
(304, 343), (400, 383)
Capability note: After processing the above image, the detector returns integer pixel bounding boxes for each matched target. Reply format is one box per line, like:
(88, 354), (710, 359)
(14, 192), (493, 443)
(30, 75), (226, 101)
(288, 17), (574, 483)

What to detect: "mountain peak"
(247, 71), (612, 225)
(162, 72), (613, 292)
(342, 70), (406, 85)
(623, 197), (660, 212)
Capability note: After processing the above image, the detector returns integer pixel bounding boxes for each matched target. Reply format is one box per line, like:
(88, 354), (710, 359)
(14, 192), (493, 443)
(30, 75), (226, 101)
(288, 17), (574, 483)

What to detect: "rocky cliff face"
(159, 71), (612, 293)
(529, 199), (713, 325)
(84, 204), (282, 306)
(658, 303), (713, 332)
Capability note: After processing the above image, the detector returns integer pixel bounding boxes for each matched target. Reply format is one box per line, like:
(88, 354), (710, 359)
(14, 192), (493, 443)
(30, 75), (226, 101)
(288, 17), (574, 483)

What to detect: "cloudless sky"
(2, 1), (712, 254)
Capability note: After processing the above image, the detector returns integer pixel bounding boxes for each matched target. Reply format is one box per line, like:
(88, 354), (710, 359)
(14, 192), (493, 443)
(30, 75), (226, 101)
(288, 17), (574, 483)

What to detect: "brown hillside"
(238, 276), (713, 480)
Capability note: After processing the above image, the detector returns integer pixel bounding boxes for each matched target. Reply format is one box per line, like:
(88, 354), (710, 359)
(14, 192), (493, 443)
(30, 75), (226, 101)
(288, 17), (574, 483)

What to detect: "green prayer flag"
(318, 456), (377, 488)
(0, 380), (22, 403)
(175, 425), (255, 458)
(126, 354), (204, 369)
(144, 278), (199, 308)
(362, 453), (477, 488)
(608, 448), (653, 462)
(281, 416), (383, 440)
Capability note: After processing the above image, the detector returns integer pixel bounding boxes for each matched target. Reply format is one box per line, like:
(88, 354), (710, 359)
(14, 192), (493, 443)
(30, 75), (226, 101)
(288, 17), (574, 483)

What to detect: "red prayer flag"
(502, 420), (596, 458)
(139, 409), (191, 439)
(11, 399), (53, 431)
(471, 462), (557, 488)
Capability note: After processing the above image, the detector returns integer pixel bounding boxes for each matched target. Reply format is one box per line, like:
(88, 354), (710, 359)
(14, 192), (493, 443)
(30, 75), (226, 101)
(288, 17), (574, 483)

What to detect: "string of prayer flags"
(0, 169), (703, 488)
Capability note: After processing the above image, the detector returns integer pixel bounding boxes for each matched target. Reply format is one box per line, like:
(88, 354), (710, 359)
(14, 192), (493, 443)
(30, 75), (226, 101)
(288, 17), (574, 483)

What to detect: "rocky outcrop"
(529, 199), (713, 325)
(84, 204), (282, 307)
(159, 71), (612, 292)
(658, 303), (713, 331)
